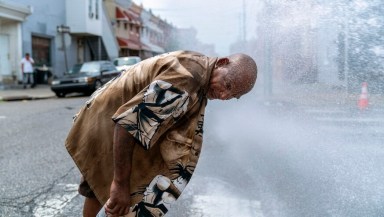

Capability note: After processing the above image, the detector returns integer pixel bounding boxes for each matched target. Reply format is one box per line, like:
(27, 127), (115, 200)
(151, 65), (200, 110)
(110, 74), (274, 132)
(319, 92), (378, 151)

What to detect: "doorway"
(32, 36), (52, 84)
(0, 34), (11, 77)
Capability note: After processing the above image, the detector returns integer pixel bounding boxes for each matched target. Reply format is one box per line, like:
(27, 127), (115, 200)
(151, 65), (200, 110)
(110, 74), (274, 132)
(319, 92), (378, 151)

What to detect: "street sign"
(57, 25), (70, 33)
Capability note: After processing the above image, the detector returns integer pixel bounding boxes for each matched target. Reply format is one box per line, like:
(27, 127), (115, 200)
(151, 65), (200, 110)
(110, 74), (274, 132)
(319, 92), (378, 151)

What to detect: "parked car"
(51, 61), (120, 97)
(113, 56), (141, 72)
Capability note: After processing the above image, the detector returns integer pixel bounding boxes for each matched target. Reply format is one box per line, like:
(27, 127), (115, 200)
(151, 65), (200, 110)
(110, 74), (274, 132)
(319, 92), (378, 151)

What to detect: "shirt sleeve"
(111, 53), (207, 150)
(112, 79), (194, 150)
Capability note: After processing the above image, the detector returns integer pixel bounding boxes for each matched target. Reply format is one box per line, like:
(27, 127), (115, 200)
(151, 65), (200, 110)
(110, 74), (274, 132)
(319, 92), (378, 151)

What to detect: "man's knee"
(78, 178), (97, 198)
(83, 197), (102, 217)
(78, 177), (102, 217)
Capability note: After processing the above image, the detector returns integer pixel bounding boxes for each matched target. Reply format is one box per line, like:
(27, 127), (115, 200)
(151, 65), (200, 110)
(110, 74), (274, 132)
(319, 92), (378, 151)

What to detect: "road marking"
(33, 184), (78, 217)
(0, 116), (6, 119)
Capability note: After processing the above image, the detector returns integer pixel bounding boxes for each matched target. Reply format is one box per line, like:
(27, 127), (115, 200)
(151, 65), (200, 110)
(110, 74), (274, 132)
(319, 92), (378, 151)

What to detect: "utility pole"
(343, 7), (350, 93)
(242, 0), (246, 42)
(57, 25), (70, 73)
(263, 2), (273, 97)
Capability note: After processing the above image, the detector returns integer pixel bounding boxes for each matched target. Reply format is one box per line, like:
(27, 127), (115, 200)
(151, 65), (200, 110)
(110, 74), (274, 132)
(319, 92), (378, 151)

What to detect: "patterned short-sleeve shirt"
(65, 51), (217, 216)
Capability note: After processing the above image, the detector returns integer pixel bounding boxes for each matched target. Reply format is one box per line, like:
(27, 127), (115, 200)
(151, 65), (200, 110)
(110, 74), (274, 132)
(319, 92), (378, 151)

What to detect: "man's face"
(207, 68), (242, 100)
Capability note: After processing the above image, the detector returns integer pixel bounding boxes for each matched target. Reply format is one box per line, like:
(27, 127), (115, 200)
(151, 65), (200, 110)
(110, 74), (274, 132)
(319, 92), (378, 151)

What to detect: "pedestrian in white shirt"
(21, 53), (35, 89)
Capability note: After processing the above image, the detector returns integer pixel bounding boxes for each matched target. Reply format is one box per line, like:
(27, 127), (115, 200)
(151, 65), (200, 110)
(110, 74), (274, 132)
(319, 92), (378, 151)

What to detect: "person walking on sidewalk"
(21, 53), (35, 89)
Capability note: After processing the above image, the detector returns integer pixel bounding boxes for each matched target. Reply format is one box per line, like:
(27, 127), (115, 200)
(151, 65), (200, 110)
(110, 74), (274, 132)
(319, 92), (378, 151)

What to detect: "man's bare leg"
(83, 197), (102, 217)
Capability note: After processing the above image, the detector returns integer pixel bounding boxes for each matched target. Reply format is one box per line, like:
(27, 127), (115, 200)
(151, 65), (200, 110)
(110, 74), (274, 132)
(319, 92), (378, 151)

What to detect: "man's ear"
(215, 57), (229, 68)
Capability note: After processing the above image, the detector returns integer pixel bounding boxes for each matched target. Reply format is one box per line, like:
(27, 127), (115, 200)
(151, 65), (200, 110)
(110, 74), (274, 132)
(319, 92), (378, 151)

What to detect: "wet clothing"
(66, 51), (216, 216)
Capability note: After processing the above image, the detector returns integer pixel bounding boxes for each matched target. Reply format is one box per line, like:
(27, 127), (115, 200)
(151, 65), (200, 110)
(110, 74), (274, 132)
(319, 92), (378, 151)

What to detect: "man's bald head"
(226, 53), (258, 98)
(207, 53), (257, 100)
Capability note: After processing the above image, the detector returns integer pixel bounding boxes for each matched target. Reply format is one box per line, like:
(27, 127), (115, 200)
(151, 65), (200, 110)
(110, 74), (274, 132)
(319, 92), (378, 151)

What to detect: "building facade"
(140, 8), (165, 59)
(0, 0), (120, 85)
(0, 1), (33, 84)
(105, 0), (173, 60)
(105, 0), (142, 57)
(0, 0), (210, 85)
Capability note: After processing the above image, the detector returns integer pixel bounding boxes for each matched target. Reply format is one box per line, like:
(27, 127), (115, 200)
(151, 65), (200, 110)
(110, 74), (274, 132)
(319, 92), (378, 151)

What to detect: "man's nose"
(220, 92), (231, 100)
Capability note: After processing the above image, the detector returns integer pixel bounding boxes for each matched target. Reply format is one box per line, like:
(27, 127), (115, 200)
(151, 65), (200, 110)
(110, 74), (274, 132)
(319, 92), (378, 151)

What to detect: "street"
(1, 93), (384, 217)
(0, 96), (83, 217)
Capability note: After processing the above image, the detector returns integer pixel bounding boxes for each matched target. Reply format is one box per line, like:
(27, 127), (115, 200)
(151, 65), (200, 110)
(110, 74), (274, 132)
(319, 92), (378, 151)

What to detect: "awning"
(142, 42), (165, 53)
(115, 6), (141, 24)
(117, 37), (141, 50)
(115, 7), (127, 21)
(141, 43), (152, 51)
(123, 11), (141, 24)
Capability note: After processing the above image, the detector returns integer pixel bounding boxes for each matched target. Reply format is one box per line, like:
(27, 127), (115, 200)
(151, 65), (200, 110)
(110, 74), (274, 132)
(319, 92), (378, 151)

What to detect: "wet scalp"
(228, 53), (258, 96)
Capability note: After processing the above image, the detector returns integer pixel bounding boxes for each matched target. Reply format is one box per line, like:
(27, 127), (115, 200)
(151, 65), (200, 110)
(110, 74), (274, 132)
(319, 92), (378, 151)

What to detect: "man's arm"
(105, 124), (135, 216)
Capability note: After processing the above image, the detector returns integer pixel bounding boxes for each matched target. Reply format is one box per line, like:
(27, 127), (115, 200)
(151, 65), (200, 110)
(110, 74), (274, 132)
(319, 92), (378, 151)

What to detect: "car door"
(100, 62), (111, 84)
(106, 62), (120, 78)
(101, 62), (119, 83)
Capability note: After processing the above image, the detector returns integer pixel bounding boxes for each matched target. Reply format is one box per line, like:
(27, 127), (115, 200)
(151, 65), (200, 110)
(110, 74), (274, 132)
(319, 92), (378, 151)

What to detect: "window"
(106, 63), (117, 71)
(81, 62), (100, 75)
(32, 36), (51, 67)
(89, 0), (94, 18)
(100, 63), (108, 72)
(95, 0), (99, 19)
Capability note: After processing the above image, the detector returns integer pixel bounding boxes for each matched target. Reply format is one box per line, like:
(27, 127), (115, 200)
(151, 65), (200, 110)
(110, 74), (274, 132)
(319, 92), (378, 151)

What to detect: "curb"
(0, 95), (55, 102)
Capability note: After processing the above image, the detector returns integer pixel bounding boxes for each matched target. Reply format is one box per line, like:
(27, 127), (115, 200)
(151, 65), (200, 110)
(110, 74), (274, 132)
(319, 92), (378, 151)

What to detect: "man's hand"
(104, 124), (136, 216)
(105, 179), (131, 216)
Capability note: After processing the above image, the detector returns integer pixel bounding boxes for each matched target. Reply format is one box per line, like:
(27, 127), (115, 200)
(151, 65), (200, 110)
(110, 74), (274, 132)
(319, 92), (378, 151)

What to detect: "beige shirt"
(66, 51), (216, 215)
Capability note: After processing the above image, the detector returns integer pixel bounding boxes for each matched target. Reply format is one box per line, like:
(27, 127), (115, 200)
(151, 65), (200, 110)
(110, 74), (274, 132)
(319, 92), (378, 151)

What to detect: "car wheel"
(94, 80), (103, 90)
(55, 92), (66, 98)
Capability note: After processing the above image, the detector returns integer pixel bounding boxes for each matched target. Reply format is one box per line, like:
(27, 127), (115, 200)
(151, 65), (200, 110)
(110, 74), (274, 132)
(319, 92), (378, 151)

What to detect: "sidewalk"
(0, 84), (55, 101)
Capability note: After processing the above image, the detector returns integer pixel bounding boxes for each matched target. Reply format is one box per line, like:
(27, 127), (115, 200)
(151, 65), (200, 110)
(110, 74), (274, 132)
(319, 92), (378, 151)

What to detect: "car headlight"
(51, 80), (60, 85)
(77, 77), (90, 83)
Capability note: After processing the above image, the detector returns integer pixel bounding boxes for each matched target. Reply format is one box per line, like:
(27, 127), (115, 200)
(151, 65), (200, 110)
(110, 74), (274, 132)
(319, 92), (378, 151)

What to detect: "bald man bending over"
(65, 50), (257, 217)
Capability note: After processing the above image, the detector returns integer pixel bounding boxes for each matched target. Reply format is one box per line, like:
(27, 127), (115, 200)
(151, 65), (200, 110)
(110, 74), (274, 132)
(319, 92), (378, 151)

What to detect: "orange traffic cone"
(358, 82), (369, 110)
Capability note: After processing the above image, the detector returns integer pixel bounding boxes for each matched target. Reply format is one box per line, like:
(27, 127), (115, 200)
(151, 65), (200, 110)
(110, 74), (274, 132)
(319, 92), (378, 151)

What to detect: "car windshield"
(67, 62), (100, 75)
(114, 58), (139, 66)
(68, 64), (82, 74)
(80, 62), (100, 75)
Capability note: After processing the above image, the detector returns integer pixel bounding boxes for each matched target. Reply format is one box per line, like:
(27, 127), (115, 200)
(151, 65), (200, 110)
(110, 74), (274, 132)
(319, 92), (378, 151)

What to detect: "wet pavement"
(1, 83), (384, 216)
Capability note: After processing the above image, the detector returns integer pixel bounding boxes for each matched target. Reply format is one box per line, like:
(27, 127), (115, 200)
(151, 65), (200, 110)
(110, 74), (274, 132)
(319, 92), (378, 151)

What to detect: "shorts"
(78, 176), (96, 198)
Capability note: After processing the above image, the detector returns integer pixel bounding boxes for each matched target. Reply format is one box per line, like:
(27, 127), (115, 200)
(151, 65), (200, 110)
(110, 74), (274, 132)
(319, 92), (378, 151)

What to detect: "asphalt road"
(0, 96), (83, 217)
(1, 94), (384, 216)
